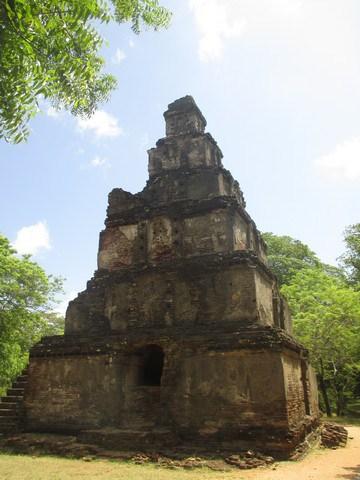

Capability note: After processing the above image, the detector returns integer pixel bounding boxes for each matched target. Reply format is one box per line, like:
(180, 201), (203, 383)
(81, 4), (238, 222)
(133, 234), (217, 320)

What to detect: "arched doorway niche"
(136, 344), (164, 386)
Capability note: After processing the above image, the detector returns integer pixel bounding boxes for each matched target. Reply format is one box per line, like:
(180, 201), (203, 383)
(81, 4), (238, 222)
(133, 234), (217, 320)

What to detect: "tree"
(282, 267), (360, 417)
(339, 223), (360, 289)
(0, 234), (63, 394)
(262, 232), (344, 286)
(261, 232), (321, 286)
(0, 0), (171, 143)
(263, 231), (360, 416)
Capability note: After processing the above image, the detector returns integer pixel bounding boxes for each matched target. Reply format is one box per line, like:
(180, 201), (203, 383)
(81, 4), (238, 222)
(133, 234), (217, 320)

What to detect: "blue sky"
(1, 0), (359, 312)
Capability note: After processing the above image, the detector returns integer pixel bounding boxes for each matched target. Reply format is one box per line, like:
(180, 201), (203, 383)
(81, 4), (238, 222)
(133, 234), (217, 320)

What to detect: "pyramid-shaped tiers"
(65, 96), (279, 336)
(25, 97), (319, 458)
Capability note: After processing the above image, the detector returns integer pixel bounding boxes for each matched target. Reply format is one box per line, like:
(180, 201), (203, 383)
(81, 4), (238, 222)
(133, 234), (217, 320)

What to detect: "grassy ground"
(0, 453), (243, 480)
(326, 400), (360, 426)
(1, 417), (360, 480)
(346, 399), (360, 417)
(330, 415), (360, 426)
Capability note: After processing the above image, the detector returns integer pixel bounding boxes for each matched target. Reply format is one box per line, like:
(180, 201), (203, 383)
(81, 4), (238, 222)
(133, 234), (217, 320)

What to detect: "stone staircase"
(0, 367), (28, 434)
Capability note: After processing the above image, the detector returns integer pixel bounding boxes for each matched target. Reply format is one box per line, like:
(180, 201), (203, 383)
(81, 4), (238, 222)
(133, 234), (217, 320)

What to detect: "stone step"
(0, 415), (17, 423)
(0, 402), (18, 409)
(0, 408), (17, 417)
(7, 388), (24, 397)
(0, 423), (19, 433)
(0, 367), (28, 434)
(12, 381), (27, 389)
(0, 424), (18, 431)
(1, 396), (23, 404)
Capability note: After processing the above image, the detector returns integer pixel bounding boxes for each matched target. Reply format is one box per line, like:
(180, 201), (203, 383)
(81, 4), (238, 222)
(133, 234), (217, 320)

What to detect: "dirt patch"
(241, 425), (360, 480)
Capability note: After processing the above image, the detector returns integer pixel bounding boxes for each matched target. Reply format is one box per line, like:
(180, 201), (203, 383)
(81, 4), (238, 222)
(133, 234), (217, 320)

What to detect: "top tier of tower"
(148, 96), (224, 178)
(164, 96), (207, 136)
(98, 96), (268, 271)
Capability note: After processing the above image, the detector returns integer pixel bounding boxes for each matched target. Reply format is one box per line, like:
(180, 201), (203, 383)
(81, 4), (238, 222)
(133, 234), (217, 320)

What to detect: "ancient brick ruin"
(23, 96), (319, 457)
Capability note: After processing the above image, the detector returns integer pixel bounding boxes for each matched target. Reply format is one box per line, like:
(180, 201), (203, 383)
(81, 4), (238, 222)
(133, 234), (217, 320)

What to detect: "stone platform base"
(0, 426), (325, 470)
(78, 422), (321, 460)
(1, 418), (321, 461)
(79, 427), (179, 450)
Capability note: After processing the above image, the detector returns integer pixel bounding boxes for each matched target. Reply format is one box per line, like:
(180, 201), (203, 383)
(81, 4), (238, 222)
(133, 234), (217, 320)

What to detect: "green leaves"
(0, 0), (171, 143)
(282, 267), (360, 415)
(0, 234), (64, 393)
(112, 0), (171, 32)
(262, 232), (321, 286)
(263, 230), (360, 414)
(282, 268), (360, 363)
(339, 223), (360, 288)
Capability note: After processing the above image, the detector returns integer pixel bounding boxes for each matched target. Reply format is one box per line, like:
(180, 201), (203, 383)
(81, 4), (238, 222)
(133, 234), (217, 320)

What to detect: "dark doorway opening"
(138, 345), (164, 386)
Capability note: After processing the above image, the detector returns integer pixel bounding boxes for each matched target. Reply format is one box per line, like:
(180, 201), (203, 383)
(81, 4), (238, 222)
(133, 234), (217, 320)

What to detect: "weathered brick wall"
(148, 134), (222, 176)
(254, 270), (274, 326)
(102, 264), (259, 332)
(98, 209), (254, 270)
(25, 355), (123, 431)
(169, 350), (288, 432)
(182, 210), (231, 256)
(281, 298), (293, 334)
(98, 224), (140, 269)
(164, 104), (206, 136)
(27, 320), (317, 455)
(281, 353), (306, 427)
(308, 365), (320, 417)
(25, 346), (290, 436)
(233, 212), (249, 250)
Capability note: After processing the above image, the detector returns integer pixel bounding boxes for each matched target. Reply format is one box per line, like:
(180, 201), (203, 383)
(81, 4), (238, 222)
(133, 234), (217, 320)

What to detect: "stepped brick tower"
(23, 97), (319, 457)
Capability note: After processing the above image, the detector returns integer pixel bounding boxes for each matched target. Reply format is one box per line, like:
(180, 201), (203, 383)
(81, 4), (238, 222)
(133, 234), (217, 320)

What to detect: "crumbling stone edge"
(0, 421), (347, 470)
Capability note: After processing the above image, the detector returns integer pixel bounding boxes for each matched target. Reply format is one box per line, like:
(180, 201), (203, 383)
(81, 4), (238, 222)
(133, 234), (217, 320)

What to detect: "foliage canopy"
(340, 223), (360, 288)
(0, 0), (171, 143)
(261, 232), (321, 286)
(264, 230), (360, 416)
(0, 234), (63, 392)
(282, 267), (360, 415)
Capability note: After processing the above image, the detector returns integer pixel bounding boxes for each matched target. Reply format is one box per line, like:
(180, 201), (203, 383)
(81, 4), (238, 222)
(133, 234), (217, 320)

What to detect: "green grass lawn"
(0, 453), (244, 480)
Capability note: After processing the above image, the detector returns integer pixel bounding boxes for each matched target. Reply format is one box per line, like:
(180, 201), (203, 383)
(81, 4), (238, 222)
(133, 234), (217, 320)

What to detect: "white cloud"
(129, 39), (135, 48)
(112, 48), (126, 64)
(315, 137), (360, 182)
(13, 221), (51, 256)
(189, 0), (246, 62)
(46, 106), (62, 118)
(90, 155), (111, 168)
(77, 110), (123, 138)
(189, 0), (303, 62)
